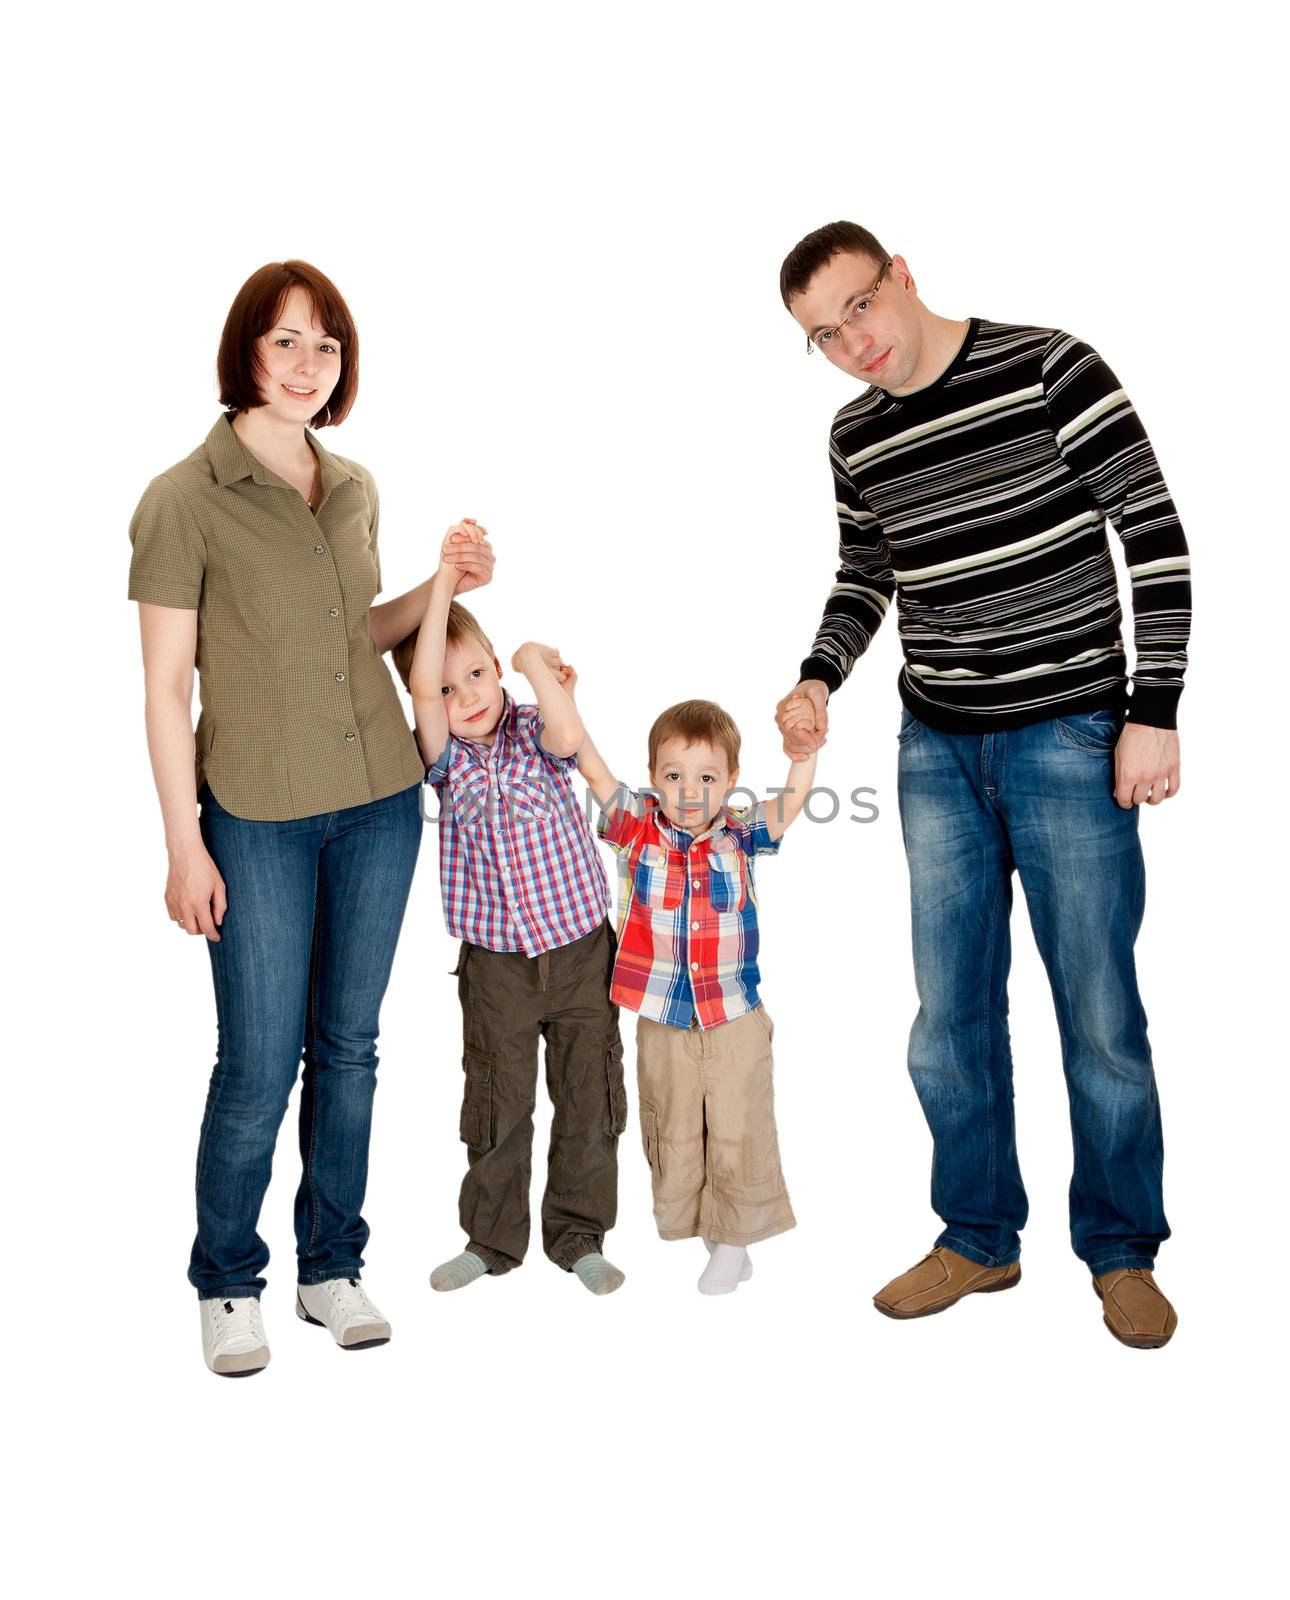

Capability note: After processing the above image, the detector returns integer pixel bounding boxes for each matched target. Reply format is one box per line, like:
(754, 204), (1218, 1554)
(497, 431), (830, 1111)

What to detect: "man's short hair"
(648, 700), (741, 775)
(391, 602), (495, 693)
(779, 220), (890, 308)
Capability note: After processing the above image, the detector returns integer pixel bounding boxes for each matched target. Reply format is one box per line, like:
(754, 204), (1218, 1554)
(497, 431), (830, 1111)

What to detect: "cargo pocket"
(605, 1036), (628, 1136)
(639, 1098), (662, 1177)
(459, 1048), (495, 1152)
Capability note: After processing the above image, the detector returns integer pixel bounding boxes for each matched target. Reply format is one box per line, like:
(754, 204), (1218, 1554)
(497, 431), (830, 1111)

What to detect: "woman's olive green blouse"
(128, 415), (423, 821)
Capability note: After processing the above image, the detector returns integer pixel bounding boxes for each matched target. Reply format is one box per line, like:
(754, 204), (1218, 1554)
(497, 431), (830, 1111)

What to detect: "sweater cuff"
(1125, 682), (1182, 730)
(798, 656), (844, 696)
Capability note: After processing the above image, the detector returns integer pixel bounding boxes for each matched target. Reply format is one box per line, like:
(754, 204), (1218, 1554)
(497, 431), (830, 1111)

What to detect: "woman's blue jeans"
(896, 706), (1170, 1277)
(189, 781), (422, 1300)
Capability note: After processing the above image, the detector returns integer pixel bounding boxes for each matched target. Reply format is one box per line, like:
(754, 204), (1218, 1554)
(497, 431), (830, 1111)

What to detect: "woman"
(129, 261), (492, 1376)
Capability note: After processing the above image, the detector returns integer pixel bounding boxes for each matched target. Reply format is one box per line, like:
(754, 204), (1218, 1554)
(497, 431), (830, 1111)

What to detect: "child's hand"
(512, 641), (567, 678)
(437, 519), (494, 596)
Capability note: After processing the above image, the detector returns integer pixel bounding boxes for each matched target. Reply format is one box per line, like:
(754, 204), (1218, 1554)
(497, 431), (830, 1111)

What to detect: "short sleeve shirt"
(596, 788), (782, 1029)
(128, 415), (424, 820)
(425, 692), (610, 956)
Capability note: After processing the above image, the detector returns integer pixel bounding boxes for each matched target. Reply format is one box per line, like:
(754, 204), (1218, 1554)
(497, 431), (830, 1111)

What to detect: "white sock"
(703, 1237), (753, 1280)
(430, 1251), (489, 1292)
(699, 1242), (750, 1295)
(572, 1253), (626, 1295)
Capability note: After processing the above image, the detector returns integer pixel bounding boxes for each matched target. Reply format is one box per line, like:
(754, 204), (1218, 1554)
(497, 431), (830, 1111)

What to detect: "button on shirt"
(425, 693), (610, 956)
(596, 788), (782, 1030)
(127, 415), (424, 821)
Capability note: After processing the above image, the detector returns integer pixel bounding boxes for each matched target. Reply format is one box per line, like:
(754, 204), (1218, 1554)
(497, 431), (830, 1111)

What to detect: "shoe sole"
(210, 1349), (269, 1377)
(873, 1266), (1021, 1320)
(1092, 1279), (1176, 1349)
(296, 1297), (391, 1349)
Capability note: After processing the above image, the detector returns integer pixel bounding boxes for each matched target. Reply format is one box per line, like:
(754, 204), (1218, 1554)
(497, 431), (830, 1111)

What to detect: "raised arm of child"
(408, 522), (490, 768)
(762, 746), (820, 842)
(512, 646), (625, 814)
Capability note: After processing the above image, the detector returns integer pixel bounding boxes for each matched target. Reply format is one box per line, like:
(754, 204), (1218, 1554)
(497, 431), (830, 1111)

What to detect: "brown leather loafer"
(1093, 1268), (1177, 1348)
(873, 1246), (1021, 1319)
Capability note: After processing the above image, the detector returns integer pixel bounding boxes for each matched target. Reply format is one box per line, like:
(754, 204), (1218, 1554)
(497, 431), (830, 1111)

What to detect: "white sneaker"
(296, 1277), (391, 1348)
(200, 1296), (270, 1376)
(698, 1242), (752, 1295)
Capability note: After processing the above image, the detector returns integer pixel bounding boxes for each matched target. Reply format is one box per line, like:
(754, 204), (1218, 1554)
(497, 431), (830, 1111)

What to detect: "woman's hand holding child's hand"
(437, 518), (495, 596)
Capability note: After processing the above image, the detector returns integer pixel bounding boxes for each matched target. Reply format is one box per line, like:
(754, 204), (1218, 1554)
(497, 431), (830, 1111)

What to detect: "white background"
(7, 2), (1285, 1594)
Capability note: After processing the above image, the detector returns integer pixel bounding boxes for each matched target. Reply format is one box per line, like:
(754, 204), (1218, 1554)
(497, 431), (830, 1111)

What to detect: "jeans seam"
(980, 867), (1005, 1211)
(302, 865), (324, 1252)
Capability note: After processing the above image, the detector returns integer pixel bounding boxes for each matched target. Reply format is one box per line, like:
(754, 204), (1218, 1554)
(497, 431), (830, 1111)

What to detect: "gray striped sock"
(430, 1251), (489, 1292)
(572, 1253), (625, 1295)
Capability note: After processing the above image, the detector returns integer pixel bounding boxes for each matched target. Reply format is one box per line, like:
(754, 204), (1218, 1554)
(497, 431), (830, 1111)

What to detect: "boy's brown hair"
(648, 699), (741, 775)
(391, 602), (495, 693)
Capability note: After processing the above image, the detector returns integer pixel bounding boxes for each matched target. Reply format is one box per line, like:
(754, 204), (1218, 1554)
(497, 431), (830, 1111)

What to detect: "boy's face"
(649, 737), (740, 833)
(441, 639), (506, 745)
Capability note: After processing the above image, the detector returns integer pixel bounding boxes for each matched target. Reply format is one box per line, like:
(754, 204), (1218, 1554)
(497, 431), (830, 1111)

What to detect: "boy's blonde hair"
(648, 699), (741, 775)
(392, 601), (495, 693)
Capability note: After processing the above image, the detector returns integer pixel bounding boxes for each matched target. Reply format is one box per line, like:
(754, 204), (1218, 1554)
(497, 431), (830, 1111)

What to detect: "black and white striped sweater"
(799, 318), (1192, 731)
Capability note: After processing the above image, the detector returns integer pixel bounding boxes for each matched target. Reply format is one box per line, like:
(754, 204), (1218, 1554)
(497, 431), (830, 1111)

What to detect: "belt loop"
(538, 951), (550, 992)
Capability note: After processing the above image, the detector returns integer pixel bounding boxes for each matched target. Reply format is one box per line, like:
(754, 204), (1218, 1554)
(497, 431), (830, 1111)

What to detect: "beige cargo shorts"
(635, 1003), (795, 1246)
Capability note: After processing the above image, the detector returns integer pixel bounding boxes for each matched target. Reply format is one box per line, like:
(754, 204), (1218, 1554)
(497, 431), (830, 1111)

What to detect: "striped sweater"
(799, 318), (1192, 730)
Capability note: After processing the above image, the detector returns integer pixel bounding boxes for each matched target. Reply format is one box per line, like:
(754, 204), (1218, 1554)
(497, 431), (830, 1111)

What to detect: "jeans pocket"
(896, 709), (924, 747)
(605, 1035), (628, 1136)
(1055, 709), (1122, 753)
(459, 1048), (495, 1152)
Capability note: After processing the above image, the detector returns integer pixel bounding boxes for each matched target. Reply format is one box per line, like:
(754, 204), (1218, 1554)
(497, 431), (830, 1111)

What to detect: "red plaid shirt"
(426, 692), (609, 956)
(596, 789), (782, 1030)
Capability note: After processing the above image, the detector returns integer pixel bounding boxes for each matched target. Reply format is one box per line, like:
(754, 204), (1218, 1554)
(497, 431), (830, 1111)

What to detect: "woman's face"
(253, 285), (343, 425)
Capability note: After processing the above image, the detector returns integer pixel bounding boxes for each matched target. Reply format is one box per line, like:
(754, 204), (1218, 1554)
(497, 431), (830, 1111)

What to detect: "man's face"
(441, 640), (506, 744)
(789, 251), (922, 391)
(649, 737), (740, 832)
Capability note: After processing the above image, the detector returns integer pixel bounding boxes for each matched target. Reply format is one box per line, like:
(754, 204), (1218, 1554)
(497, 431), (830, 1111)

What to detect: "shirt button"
(329, 607), (339, 618)
(314, 544), (325, 555)
(691, 961), (699, 970)
(692, 921), (699, 930)
(344, 731), (356, 742)
(335, 671), (346, 682)
(692, 879), (699, 890)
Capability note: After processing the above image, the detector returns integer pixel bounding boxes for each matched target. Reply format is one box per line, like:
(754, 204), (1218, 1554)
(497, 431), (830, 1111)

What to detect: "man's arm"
(1041, 333), (1192, 730)
(777, 433), (895, 755)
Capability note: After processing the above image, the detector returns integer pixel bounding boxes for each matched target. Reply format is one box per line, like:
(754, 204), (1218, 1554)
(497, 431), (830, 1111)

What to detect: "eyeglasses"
(806, 259), (893, 356)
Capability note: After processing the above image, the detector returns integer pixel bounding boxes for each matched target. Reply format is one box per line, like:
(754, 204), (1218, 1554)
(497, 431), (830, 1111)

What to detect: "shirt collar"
(206, 412), (359, 498)
(642, 790), (729, 847)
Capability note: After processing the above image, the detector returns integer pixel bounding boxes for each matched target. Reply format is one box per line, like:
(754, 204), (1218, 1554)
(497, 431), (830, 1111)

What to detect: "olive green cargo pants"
(451, 920), (627, 1272)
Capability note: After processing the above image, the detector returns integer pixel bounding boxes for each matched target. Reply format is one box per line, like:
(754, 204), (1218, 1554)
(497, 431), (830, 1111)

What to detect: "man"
(776, 221), (1190, 1348)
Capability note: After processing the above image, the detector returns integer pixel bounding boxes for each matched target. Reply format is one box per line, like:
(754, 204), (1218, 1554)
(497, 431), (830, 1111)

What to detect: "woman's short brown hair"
(391, 602), (496, 693)
(648, 700), (741, 775)
(217, 260), (359, 427)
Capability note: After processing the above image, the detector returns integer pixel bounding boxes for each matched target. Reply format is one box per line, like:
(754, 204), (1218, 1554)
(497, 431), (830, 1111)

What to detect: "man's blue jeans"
(189, 781), (422, 1300)
(896, 706), (1169, 1276)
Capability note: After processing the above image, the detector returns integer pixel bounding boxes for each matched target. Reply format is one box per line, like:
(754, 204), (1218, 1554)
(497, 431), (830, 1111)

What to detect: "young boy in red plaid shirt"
(393, 525), (628, 1296)
(575, 700), (818, 1294)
